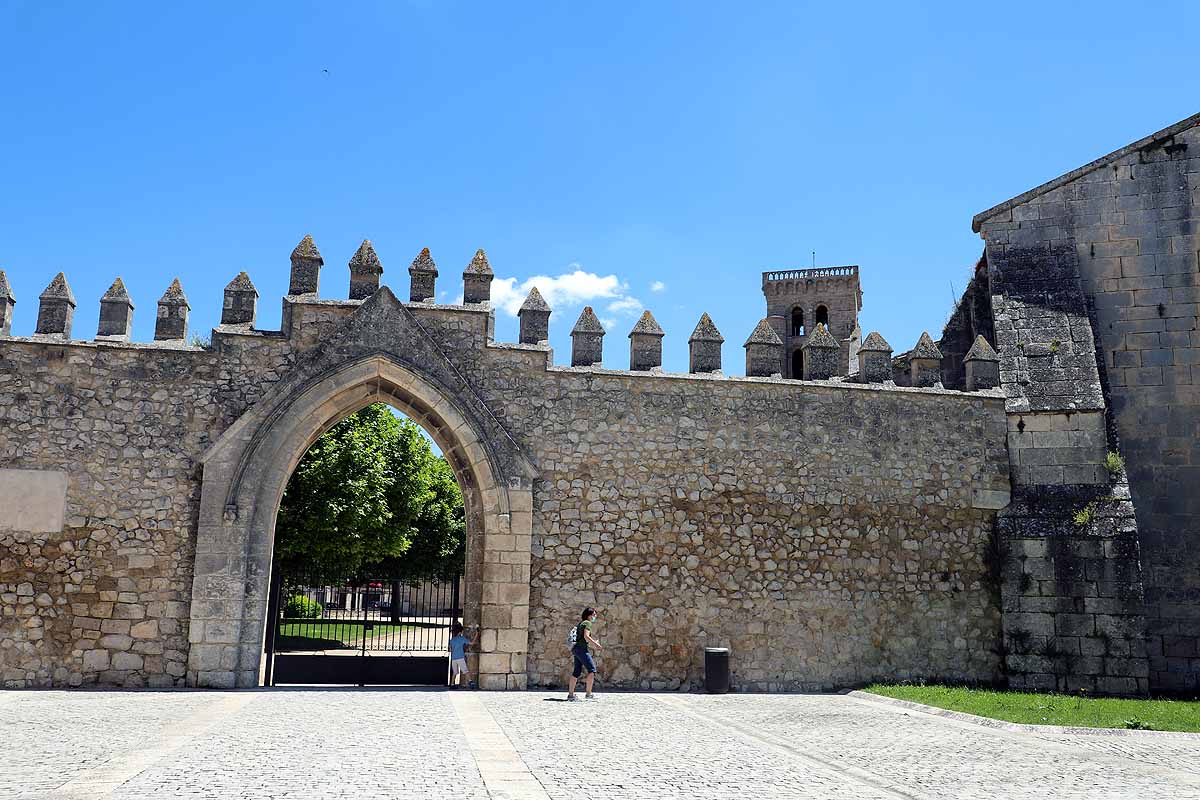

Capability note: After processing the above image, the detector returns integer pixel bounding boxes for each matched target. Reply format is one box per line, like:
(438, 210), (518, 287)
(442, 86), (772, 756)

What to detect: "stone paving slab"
(2, 689), (1198, 799)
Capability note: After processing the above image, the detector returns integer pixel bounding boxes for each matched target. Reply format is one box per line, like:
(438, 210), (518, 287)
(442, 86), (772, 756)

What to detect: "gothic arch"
(187, 353), (533, 690)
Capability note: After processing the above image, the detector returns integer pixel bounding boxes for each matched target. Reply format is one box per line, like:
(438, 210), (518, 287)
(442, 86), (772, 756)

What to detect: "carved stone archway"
(187, 291), (535, 689)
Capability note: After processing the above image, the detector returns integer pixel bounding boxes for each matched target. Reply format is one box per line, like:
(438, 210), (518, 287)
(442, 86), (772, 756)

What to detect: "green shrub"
(1104, 451), (1125, 476)
(1123, 717), (1152, 730)
(284, 594), (322, 619)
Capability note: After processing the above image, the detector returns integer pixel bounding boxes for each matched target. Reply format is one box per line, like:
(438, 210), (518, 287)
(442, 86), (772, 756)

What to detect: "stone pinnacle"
(291, 234), (323, 264)
(410, 247), (438, 275)
(519, 286), (551, 313)
(629, 310), (664, 338)
(464, 249), (493, 276)
(744, 318), (781, 346)
(571, 306), (605, 335)
(41, 272), (76, 304)
(349, 240), (383, 275)
(689, 313), (724, 343)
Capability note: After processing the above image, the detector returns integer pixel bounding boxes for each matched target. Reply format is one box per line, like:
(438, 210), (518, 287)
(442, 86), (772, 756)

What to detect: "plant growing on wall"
(275, 403), (465, 580)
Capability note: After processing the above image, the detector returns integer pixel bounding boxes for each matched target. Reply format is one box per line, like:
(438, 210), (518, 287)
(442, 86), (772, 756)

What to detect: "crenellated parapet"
(0, 237), (1005, 399)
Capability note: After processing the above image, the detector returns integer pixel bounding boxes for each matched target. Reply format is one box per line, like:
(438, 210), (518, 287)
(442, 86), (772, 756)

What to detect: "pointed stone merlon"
(155, 278), (190, 341)
(964, 334), (1001, 390)
(744, 318), (783, 378)
(349, 240), (383, 300)
(0, 270), (15, 337)
(518, 287), (551, 344)
(801, 323), (840, 380)
(409, 247), (438, 303)
(910, 331), (944, 388)
(628, 310), (665, 371)
(688, 313), (724, 373)
(571, 306), (605, 367)
(97, 278), (134, 339)
(858, 331), (893, 383)
(289, 234), (323, 296)
(36, 272), (76, 338)
(222, 272), (258, 326)
(463, 249), (493, 304)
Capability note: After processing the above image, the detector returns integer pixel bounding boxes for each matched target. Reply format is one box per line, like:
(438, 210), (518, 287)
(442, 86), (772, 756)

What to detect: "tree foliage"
(276, 403), (465, 580)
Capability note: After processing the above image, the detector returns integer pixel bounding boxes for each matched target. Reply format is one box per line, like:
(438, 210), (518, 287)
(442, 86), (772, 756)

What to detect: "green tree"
(275, 403), (465, 580)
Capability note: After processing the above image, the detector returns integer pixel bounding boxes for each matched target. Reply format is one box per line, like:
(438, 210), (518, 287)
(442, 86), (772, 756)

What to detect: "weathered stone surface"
(348, 240), (382, 300)
(570, 306), (605, 366)
(857, 331), (893, 383)
(35, 272), (76, 339)
(97, 278), (134, 340)
(910, 331), (943, 387)
(221, 272), (258, 327)
(289, 234), (323, 297)
(154, 278), (189, 341)
(462, 249), (493, 305)
(763, 266), (861, 379)
(687, 313), (723, 374)
(0, 270), (13, 337)
(801, 323), (839, 380)
(517, 287), (551, 344)
(408, 247), (438, 302)
(964, 334), (1000, 390)
(0, 266), (1011, 692)
(628, 310), (664, 371)
(744, 318), (782, 377)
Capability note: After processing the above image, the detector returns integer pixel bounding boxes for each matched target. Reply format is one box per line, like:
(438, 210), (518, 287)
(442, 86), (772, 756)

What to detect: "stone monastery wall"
(0, 254), (1011, 691)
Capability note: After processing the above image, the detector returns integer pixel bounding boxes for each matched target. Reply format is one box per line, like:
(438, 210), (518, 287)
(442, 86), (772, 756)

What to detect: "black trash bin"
(704, 647), (730, 694)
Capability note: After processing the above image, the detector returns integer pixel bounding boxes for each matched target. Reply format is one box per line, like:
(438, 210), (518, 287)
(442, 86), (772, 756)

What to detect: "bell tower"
(761, 265), (863, 379)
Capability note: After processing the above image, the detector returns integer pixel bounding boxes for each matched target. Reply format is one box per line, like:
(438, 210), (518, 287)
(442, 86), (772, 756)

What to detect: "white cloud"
(489, 265), (643, 320)
(605, 296), (643, 315)
(650, 280), (666, 293)
(600, 317), (618, 331)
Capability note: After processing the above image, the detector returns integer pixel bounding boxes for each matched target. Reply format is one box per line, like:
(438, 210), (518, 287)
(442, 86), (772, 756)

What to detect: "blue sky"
(1, 2), (1197, 372)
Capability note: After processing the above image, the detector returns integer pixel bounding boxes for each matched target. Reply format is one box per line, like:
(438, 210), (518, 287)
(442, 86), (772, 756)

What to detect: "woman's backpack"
(566, 624), (578, 648)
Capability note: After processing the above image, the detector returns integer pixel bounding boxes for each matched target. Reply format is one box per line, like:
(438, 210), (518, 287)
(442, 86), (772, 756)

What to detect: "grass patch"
(277, 622), (422, 650)
(865, 684), (1200, 732)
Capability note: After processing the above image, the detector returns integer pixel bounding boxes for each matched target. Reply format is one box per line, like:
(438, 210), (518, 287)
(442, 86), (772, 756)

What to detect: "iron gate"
(264, 565), (463, 686)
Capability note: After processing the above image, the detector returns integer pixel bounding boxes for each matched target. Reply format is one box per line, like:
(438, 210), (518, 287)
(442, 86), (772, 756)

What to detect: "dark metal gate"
(264, 565), (462, 686)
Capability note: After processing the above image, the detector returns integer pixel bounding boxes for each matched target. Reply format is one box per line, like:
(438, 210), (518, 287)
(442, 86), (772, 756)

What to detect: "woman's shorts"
(451, 657), (468, 675)
(572, 650), (597, 677)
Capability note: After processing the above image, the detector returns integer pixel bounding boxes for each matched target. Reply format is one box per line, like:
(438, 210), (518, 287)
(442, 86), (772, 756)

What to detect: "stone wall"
(0, 270), (1013, 691)
(974, 111), (1200, 694)
(511, 373), (1010, 690)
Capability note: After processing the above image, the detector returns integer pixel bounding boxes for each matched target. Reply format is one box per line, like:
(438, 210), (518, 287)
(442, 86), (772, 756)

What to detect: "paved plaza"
(2, 688), (1198, 799)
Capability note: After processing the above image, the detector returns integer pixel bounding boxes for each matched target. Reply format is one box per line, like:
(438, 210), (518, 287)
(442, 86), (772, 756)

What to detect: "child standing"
(448, 622), (475, 688)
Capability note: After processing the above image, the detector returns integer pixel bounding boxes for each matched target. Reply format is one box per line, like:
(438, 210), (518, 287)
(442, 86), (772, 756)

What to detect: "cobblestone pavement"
(2, 689), (1198, 799)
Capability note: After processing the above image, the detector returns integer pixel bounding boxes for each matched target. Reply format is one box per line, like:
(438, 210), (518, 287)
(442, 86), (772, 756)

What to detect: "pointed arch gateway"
(187, 289), (536, 689)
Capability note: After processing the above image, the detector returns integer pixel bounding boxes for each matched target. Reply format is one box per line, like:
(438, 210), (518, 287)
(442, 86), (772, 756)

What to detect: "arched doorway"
(791, 349), (804, 379)
(187, 354), (534, 690)
(265, 402), (467, 687)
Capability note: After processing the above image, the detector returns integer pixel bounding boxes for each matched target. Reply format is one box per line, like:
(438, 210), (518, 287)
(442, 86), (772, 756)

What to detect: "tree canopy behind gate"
(275, 403), (465, 580)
